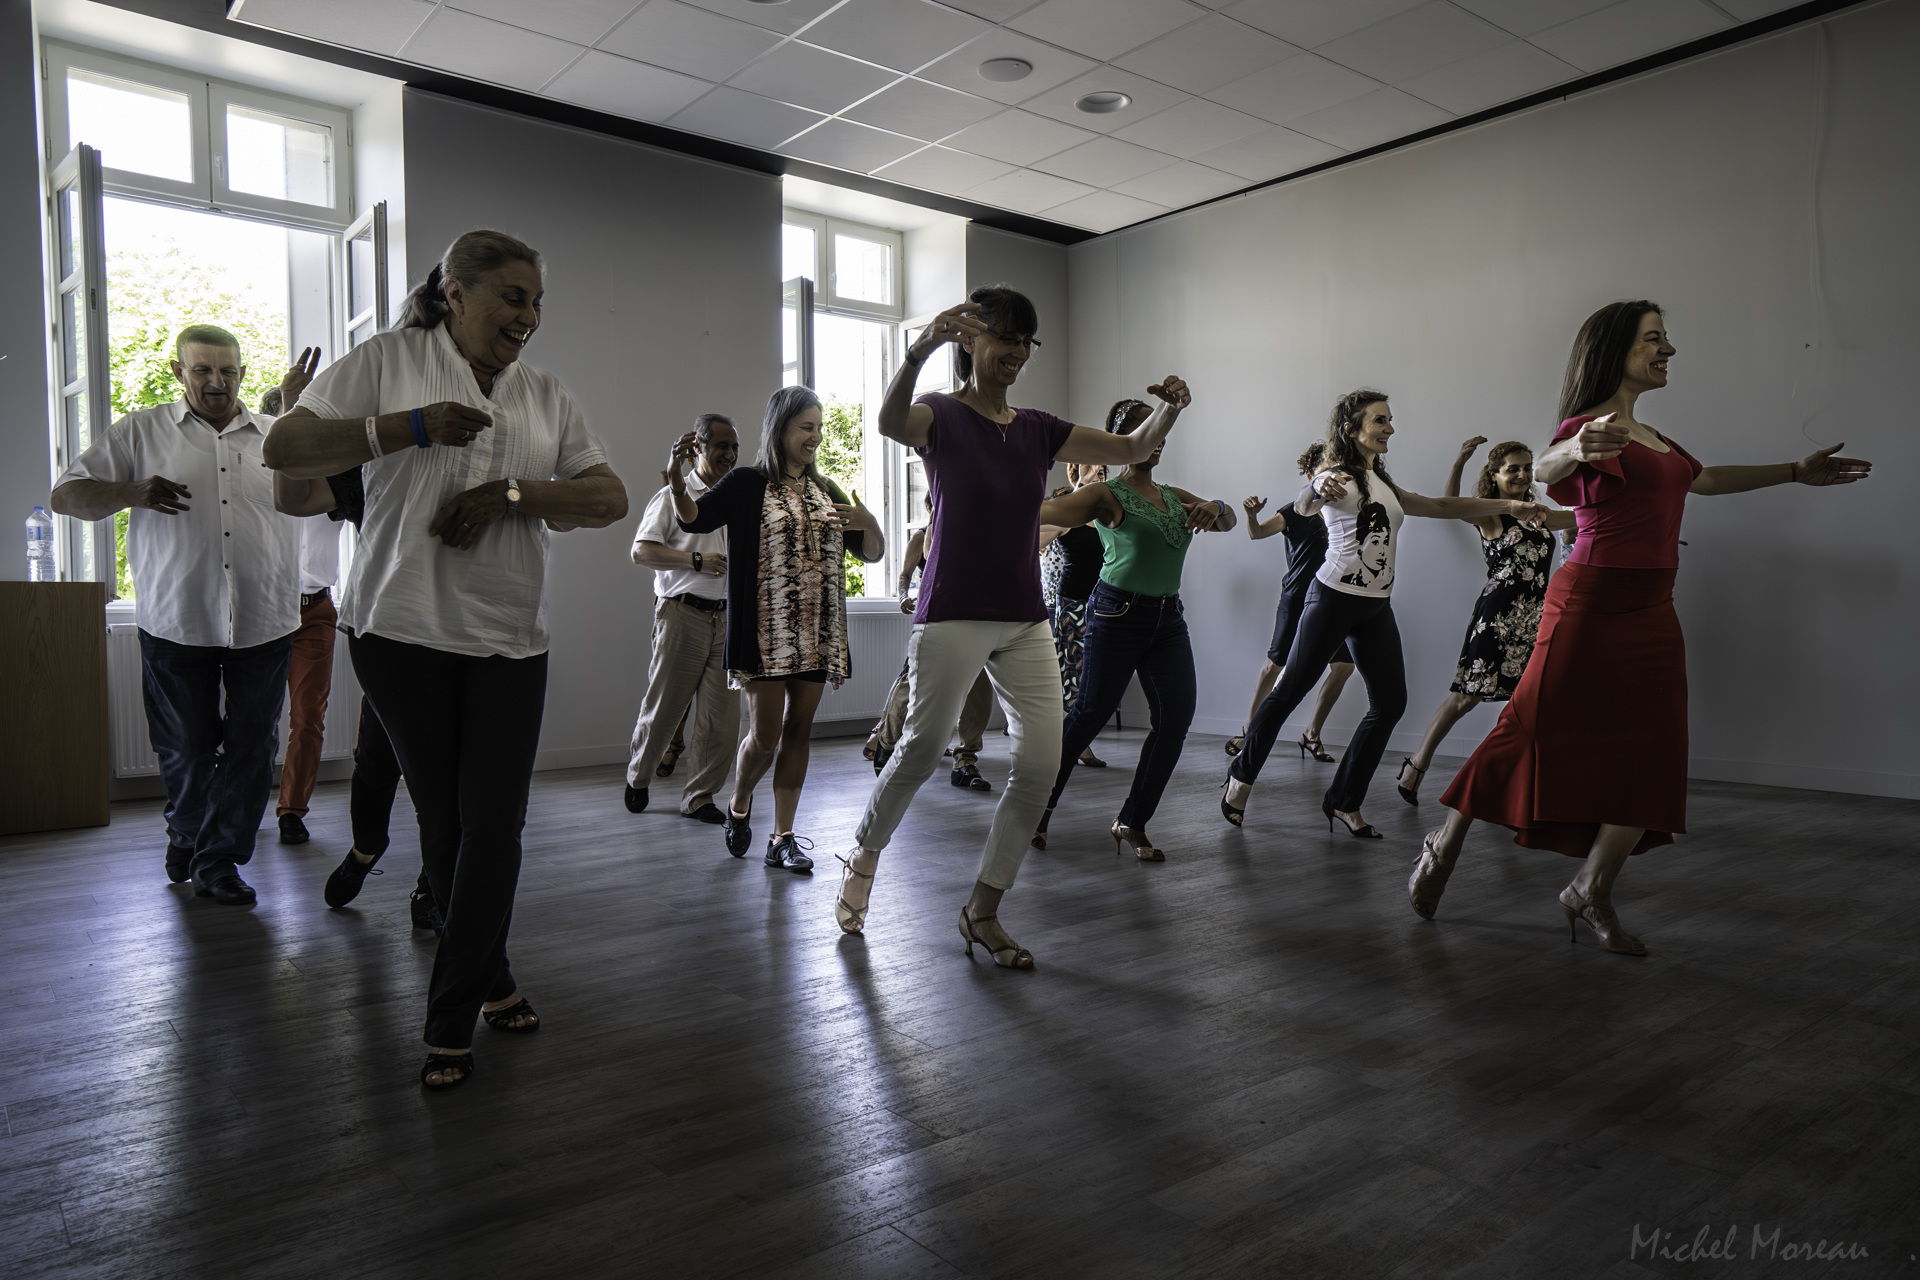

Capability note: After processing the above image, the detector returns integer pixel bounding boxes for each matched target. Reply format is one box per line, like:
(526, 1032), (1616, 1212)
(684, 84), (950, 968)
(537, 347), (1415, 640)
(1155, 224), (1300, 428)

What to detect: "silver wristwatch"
(505, 477), (522, 515)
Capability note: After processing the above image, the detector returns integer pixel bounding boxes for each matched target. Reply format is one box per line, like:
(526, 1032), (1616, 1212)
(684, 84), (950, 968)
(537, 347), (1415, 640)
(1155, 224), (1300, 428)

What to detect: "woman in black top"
(1230, 440), (1357, 763)
(671, 386), (885, 872)
(1040, 462), (1109, 777)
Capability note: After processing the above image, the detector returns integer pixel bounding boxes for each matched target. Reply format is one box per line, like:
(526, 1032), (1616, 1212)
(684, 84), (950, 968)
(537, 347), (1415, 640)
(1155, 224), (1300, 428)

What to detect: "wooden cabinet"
(0, 583), (110, 834)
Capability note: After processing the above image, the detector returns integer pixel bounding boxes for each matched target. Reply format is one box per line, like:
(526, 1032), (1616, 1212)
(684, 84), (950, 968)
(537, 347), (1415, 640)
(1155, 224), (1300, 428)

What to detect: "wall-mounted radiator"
(814, 608), (913, 723)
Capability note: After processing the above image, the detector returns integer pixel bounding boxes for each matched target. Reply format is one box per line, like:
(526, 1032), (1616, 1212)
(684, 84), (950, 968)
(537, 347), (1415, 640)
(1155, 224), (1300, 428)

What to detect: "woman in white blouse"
(264, 229), (627, 1090)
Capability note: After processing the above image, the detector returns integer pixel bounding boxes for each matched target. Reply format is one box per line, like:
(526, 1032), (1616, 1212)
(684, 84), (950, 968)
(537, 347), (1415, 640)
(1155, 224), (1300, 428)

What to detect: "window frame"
(43, 41), (355, 232)
(823, 217), (903, 322)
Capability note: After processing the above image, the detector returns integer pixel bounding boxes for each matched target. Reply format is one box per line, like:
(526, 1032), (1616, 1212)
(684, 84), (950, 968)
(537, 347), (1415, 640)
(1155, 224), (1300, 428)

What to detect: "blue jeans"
(1049, 583), (1196, 830)
(139, 629), (293, 886)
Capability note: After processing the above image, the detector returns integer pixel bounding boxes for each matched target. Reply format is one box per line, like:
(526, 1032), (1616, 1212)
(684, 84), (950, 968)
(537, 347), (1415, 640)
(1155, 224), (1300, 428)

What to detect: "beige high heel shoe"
(1558, 884), (1648, 956)
(834, 852), (874, 935)
(958, 908), (1034, 969)
(1110, 820), (1164, 862)
(1407, 830), (1458, 919)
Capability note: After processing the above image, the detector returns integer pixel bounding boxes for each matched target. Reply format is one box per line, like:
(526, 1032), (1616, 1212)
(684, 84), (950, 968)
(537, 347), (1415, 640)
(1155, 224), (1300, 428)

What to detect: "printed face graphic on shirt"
(1341, 500), (1394, 589)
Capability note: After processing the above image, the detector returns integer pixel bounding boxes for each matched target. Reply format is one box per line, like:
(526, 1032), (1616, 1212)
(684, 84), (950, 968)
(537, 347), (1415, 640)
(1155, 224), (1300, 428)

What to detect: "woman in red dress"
(1410, 301), (1871, 954)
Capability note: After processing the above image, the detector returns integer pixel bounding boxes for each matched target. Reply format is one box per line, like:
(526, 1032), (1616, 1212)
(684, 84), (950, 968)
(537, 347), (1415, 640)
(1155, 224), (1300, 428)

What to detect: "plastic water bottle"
(26, 506), (55, 581)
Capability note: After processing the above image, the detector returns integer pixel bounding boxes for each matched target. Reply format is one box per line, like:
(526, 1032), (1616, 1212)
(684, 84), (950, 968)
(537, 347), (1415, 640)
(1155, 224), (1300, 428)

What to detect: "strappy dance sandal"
(834, 853), (874, 934)
(655, 744), (682, 778)
(482, 997), (540, 1033)
(958, 909), (1033, 969)
(1298, 732), (1335, 763)
(420, 1051), (474, 1090)
(1395, 758), (1426, 806)
(1031, 807), (1053, 850)
(1224, 735), (1244, 757)
(1111, 821), (1165, 862)
(1220, 778), (1245, 827)
(1323, 801), (1383, 839)
(1407, 831), (1458, 919)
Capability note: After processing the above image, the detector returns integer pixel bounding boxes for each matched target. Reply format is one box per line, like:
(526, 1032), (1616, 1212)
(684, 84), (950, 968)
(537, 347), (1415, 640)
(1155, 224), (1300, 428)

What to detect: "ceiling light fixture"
(979, 57), (1033, 82)
(1075, 91), (1131, 114)
(743, 0), (789, 5)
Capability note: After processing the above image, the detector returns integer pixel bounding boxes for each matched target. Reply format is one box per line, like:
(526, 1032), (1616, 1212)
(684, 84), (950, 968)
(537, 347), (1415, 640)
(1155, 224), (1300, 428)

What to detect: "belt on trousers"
(1093, 583), (1181, 610)
(300, 587), (331, 608)
(667, 592), (727, 612)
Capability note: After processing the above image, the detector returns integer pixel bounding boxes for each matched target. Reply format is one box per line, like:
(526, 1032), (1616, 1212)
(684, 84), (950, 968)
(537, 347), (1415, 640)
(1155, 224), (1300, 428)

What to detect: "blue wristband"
(409, 407), (429, 448)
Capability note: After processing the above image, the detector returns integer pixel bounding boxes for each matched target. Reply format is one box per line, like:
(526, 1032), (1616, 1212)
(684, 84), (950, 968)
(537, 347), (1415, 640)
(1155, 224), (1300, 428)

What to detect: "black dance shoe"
(624, 784), (649, 813)
(765, 833), (815, 873)
(687, 803), (725, 824)
(196, 874), (258, 906)
(165, 841), (193, 884)
(950, 764), (992, 792)
(409, 887), (445, 934)
(873, 743), (893, 776)
(278, 813), (310, 845)
(724, 805), (752, 857)
(323, 847), (383, 907)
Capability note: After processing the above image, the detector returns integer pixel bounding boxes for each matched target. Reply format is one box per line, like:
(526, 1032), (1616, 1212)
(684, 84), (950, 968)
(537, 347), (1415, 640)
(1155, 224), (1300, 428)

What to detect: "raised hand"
(420, 401), (493, 448)
(1507, 500), (1551, 528)
(908, 303), (989, 362)
(1456, 434), (1488, 461)
(662, 431), (699, 488)
(279, 347), (321, 408)
(1795, 443), (1872, 486)
(1573, 412), (1629, 462)
(128, 475), (192, 515)
(1145, 376), (1190, 410)
(1243, 495), (1267, 518)
(831, 501), (882, 536)
(1314, 472), (1350, 503)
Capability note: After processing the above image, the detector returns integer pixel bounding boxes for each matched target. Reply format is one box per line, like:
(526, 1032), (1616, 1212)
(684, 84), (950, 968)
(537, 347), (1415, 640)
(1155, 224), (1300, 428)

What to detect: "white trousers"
(854, 619), (1064, 890)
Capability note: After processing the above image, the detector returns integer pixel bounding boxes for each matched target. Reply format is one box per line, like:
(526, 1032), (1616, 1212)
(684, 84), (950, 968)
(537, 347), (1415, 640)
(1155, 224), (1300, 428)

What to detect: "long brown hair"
(1558, 300), (1662, 426)
(1475, 441), (1535, 499)
(1324, 389), (1393, 502)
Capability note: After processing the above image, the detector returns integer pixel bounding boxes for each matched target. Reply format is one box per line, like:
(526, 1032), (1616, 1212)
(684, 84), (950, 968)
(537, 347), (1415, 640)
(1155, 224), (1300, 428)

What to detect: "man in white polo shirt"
(51, 326), (301, 905)
(622, 413), (741, 823)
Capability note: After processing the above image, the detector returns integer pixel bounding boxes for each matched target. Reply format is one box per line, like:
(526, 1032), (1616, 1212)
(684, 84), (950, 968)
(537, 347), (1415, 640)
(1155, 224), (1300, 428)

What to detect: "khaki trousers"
(626, 595), (740, 812)
(875, 664), (993, 766)
(277, 592), (337, 817)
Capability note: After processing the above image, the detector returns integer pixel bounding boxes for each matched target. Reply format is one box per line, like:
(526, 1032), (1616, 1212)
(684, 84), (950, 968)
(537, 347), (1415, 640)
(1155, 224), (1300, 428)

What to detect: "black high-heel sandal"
(655, 743), (682, 778)
(1224, 734), (1244, 757)
(1395, 758), (1426, 806)
(482, 996), (540, 1033)
(1298, 733), (1335, 763)
(420, 1051), (474, 1090)
(1323, 801), (1382, 839)
(1220, 778), (1245, 827)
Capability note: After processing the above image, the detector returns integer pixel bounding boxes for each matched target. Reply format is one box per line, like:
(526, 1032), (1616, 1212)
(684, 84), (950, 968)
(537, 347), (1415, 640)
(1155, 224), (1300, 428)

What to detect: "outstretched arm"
(1444, 435), (1487, 499)
(1243, 496), (1285, 540)
(1392, 483), (1549, 526)
(1054, 377), (1191, 466)
(878, 303), (991, 448)
(1691, 443), (1872, 495)
(1039, 484), (1118, 529)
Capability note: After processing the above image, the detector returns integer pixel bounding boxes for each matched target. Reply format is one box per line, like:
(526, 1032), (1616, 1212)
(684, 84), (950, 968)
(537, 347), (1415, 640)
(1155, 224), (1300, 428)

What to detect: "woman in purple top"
(834, 282), (1190, 969)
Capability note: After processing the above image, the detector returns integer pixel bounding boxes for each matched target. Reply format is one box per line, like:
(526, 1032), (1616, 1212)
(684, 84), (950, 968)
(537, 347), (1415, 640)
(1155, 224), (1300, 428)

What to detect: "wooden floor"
(2, 731), (1917, 1280)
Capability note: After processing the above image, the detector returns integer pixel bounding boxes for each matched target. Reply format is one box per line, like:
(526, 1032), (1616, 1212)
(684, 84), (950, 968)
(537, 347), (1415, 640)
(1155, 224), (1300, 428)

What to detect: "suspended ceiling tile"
(1113, 14), (1300, 96)
(917, 28), (1098, 106)
(942, 108), (1099, 165)
(941, 0), (1035, 17)
(1114, 96), (1267, 155)
(1110, 158), (1242, 204)
(231, 0), (437, 57)
(1008, 0), (1205, 63)
(675, 0), (844, 35)
(545, 49), (711, 121)
(841, 77), (1004, 142)
(728, 41), (900, 115)
(779, 118), (925, 172)
(1043, 189), (1171, 232)
(1020, 67), (1189, 135)
(803, 0), (993, 74)
(1284, 84), (1451, 150)
(1396, 39), (1577, 115)
(1206, 52), (1378, 124)
(666, 84), (823, 148)
(872, 144), (1014, 194)
(399, 7), (584, 93)
(1031, 134), (1180, 186)
(1714, 0), (1809, 16)
(1315, 2), (1510, 84)
(963, 167), (1100, 215)
(448, 0), (639, 47)
(1222, 0), (1424, 50)
(1193, 122), (1341, 179)
(598, 2), (780, 83)
(1528, 0), (1732, 74)
(1450, 0), (1617, 39)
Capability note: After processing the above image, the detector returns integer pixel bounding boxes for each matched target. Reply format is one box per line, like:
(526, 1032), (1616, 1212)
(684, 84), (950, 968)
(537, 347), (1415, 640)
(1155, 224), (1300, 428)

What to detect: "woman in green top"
(1032, 398), (1236, 859)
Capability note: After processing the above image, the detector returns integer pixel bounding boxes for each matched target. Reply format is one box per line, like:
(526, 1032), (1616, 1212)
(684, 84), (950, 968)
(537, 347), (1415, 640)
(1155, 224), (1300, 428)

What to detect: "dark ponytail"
(396, 229), (544, 331)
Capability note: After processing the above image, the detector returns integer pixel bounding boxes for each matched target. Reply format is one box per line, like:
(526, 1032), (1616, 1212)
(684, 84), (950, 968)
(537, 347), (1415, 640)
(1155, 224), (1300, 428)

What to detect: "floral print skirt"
(1050, 594), (1089, 710)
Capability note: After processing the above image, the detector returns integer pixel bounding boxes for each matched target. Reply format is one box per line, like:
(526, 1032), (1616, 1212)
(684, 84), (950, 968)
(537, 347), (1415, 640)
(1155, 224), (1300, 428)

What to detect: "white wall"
(967, 223), (1068, 419)
(1068, 1), (1919, 800)
(352, 81), (407, 323)
(402, 89), (781, 770)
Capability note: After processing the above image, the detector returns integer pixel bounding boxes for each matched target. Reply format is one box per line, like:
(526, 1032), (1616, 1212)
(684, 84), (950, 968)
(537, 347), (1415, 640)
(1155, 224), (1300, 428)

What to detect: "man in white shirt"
(51, 326), (301, 905)
(623, 413), (741, 823)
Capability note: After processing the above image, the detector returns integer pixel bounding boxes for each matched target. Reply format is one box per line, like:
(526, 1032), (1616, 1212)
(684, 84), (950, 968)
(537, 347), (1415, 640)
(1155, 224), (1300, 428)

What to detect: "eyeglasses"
(987, 331), (1041, 351)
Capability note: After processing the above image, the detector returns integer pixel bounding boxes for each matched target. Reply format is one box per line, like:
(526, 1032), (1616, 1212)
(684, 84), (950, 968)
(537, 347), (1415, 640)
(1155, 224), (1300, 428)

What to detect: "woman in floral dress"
(1394, 438), (1576, 804)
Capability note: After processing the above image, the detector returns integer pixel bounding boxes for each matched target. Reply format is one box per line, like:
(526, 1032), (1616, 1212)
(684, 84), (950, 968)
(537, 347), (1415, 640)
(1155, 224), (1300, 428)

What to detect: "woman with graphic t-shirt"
(834, 282), (1191, 970)
(1412, 303), (1871, 954)
(1222, 389), (1549, 839)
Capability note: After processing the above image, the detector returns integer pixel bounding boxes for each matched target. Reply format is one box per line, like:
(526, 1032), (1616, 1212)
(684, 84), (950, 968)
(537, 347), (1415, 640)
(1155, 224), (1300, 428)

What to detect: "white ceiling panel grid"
(235, 0), (1809, 236)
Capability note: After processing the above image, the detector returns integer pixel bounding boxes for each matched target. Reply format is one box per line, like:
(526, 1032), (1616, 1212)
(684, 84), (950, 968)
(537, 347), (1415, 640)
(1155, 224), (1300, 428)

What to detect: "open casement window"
(43, 42), (354, 232)
(344, 202), (389, 350)
(48, 144), (112, 587)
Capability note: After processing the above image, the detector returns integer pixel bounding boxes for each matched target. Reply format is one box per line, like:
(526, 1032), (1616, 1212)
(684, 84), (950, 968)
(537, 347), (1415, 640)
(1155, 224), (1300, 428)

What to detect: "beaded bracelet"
(364, 416), (383, 459)
(1789, 460), (1799, 483)
(409, 406), (430, 448)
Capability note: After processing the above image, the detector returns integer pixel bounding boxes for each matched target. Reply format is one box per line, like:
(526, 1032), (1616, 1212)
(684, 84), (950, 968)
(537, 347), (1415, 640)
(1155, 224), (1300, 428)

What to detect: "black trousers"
(1230, 582), (1407, 814)
(350, 694), (433, 904)
(349, 631), (548, 1049)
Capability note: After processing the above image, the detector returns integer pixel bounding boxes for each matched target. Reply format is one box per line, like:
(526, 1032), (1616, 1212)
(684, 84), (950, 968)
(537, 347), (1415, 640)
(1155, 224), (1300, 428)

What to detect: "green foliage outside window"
(105, 240), (290, 599)
(817, 394), (868, 597)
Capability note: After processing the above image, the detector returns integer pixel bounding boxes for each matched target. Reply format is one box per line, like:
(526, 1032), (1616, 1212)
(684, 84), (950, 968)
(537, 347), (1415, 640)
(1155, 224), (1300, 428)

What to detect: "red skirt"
(1439, 562), (1685, 857)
